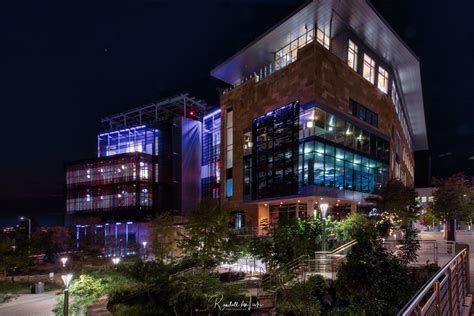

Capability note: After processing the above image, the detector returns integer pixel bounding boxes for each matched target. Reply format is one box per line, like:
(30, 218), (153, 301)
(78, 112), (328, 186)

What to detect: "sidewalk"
(0, 290), (58, 316)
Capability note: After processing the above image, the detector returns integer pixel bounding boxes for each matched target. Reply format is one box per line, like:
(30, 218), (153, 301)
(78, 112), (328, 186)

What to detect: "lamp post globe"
(61, 257), (68, 268)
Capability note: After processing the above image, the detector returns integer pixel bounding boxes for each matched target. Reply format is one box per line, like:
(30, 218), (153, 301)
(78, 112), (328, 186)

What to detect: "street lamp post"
(320, 203), (329, 252)
(61, 274), (73, 316)
(142, 241), (147, 260)
(19, 217), (31, 255)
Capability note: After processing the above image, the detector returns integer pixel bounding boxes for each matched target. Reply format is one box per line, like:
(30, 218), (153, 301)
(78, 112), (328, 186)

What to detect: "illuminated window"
(243, 131), (253, 156)
(347, 40), (358, 71)
(363, 54), (375, 84)
(316, 26), (330, 49)
(378, 66), (389, 93)
(226, 109), (233, 168)
(226, 179), (233, 198)
(226, 108), (233, 197)
(140, 161), (148, 179)
(275, 28), (314, 70)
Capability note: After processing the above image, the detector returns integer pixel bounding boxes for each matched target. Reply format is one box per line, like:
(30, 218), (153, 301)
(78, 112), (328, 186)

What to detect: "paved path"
(0, 291), (58, 316)
(420, 231), (474, 292)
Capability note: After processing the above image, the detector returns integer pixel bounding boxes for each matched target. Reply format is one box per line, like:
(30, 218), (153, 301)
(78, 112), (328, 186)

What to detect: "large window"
(299, 140), (387, 193)
(275, 28), (314, 70)
(249, 102), (389, 199)
(363, 54), (376, 84)
(202, 109), (221, 199)
(252, 101), (300, 199)
(299, 105), (389, 193)
(65, 154), (154, 213)
(225, 108), (233, 197)
(98, 126), (159, 158)
(270, 203), (307, 226)
(378, 66), (389, 93)
(316, 25), (330, 49)
(349, 99), (378, 127)
(347, 40), (358, 71)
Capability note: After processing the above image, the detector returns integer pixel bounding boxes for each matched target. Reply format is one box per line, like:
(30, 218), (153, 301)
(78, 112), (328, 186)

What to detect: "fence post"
(435, 281), (441, 316)
(447, 268), (453, 314)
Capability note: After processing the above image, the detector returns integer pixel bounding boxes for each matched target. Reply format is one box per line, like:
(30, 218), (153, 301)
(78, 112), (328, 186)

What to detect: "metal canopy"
(101, 93), (207, 131)
(210, 0), (427, 151)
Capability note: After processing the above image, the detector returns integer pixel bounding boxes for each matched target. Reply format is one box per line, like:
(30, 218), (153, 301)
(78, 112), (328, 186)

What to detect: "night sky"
(1, 0), (473, 226)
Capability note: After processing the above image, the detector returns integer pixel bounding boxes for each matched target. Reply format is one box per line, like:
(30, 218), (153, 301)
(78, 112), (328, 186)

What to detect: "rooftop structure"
(211, 0), (427, 151)
(101, 93), (207, 131)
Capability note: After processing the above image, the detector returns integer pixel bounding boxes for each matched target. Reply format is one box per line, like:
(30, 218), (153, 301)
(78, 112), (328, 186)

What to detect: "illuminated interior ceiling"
(101, 93), (207, 131)
(210, 0), (427, 151)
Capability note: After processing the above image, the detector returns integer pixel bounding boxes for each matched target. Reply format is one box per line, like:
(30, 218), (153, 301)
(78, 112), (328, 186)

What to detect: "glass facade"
(201, 109), (221, 199)
(98, 126), (159, 158)
(66, 154), (154, 213)
(270, 203), (307, 226)
(300, 105), (389, 193)
(247, 101), (390, 200)
(252, 101), (300, 199)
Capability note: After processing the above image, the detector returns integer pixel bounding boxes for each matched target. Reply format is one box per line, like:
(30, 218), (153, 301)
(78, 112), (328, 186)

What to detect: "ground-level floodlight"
(112, 257), (120, 265)
(61, 274), (73, 316)
(61, 257), (68, 268)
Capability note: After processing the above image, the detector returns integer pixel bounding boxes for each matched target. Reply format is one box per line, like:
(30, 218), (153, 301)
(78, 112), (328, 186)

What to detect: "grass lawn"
(0, 281), (60, 294)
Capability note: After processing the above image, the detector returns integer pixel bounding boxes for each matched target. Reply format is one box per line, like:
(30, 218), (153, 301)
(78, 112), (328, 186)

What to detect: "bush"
(0, 293), (18, 304)
(53, 270), (134, 316)
(109, 303), (158, 316)
(274, 275), (322, 315)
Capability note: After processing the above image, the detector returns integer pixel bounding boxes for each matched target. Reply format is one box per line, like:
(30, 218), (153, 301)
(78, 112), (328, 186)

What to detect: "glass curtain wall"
(299, 106), (389, 193)
(252, 101), (300, 199)
(66, 154), (154, 213)
(201, 110), (221, 199)
(98, 126), (159, 158)
(246, 101), (390, 200)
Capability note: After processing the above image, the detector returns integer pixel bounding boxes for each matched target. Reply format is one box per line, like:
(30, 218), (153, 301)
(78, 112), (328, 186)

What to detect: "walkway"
(0, 290), (58, 316)
(420, 231), (474, 293)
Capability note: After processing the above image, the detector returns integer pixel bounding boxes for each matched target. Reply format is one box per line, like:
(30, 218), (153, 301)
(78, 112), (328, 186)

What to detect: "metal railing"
(383, 240), (456, 266)
(168, 266), (199, 280)
(398, 247), (470, 316)
(304, 240), (357, 280)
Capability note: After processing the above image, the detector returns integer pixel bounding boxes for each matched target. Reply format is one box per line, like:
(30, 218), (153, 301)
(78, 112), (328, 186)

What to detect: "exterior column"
(351, 202), (357, 214)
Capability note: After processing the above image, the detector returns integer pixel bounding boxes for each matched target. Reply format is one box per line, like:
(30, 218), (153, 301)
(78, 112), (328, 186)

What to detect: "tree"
(31, 227), (71, 261)
(420, 207), (440, 230)
(367, 179), (420, 226)
(431, 173), (474, 240)
(149, 212), (176, 261)
(335, 220), (417, 315)
(367, 179), (421, 263)
(248, 218), (323, 269)
(178, 199), (234, 267)
(0, 235), (27, 276)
